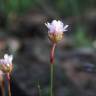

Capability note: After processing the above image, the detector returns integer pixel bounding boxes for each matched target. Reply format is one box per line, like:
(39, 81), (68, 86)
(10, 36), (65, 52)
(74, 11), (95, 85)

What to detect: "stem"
(7, 74), (11, 96)
(38, 80), (41, 96)
(50, 64), (54, 96)
(1, 80), (5, 96)
(50, 43), (56, 96)
(50, 43), (56, 64)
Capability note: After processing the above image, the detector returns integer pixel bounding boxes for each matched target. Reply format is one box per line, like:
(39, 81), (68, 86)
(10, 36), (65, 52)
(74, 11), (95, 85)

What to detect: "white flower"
(4, 54), (13, 66)
(0, 54), (13, 73)
(45, 20), (68, 33)
(45, 20), (68, 43)
(0, 54), (13, 66)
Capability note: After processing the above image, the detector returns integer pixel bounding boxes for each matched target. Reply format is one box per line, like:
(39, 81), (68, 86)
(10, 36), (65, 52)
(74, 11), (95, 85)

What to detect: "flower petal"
(63, 25), (69, 31)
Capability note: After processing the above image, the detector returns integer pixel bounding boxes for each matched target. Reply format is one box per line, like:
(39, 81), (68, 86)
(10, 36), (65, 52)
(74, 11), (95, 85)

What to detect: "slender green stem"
(50, 64), (54, 96)
(50, 43), (56, 96)
(38, 80), (41, 96)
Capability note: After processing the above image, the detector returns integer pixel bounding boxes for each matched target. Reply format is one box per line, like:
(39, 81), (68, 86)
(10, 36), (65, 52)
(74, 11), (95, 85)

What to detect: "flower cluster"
(45, 20), (68, 43)
(0, 54), (13, 73)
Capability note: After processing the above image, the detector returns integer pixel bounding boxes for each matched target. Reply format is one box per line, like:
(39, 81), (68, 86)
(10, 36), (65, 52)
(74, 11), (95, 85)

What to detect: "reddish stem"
(50, 43), (56, 64)
(7, 73), (11, 96)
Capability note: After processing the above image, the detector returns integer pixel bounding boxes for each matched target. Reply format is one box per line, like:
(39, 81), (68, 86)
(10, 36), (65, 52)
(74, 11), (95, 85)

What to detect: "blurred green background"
(0, 0), (96, 47)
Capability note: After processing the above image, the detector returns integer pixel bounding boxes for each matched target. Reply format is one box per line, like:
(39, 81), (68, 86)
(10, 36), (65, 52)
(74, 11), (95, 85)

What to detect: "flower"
(0, 54), (13, 73)
(45, 20), (68, 43)
(3, 54), (13, 65)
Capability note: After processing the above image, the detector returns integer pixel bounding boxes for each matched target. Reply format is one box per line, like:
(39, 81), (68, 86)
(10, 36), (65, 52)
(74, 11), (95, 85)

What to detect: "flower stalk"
(45, 20), (68, 96)
(50, 43), (56, 96)
(37, 80), (42, 96)
(7, 73), (11, 96)
(50, 43), (56, 64)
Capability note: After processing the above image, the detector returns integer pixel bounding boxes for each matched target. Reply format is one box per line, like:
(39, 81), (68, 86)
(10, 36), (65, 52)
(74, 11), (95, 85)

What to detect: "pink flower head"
(45, 20), (68, 43)
(0, 54), (13, 73)
(45, 20), (68, 33)
(4, 54), (13, 65)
